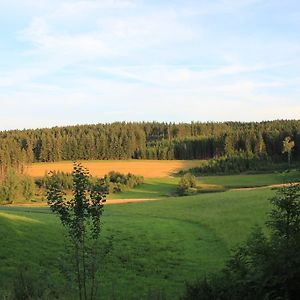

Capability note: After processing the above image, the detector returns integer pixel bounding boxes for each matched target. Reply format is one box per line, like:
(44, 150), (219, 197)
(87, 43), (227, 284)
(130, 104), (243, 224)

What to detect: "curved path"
(7, 198), (162, 207)
(230, 182), (300, 191)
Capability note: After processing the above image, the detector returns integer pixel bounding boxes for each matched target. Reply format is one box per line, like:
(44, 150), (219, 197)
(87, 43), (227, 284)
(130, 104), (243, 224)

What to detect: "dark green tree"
(21, 175), (35, 201)
(47, 163), (108, 300)
(282, 136), (295, 168)
(0, 168), (20, 203)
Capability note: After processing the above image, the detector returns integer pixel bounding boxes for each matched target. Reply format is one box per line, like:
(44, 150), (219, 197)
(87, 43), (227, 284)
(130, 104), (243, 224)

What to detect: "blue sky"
(0, 0), (300, 130)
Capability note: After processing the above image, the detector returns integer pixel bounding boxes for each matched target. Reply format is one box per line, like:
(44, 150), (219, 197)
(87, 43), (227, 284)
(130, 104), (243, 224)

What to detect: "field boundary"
(6, 197), (162, 207)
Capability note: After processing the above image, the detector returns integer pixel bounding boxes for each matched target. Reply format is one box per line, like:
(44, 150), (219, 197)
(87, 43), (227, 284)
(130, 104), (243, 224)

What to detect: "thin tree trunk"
(75, 245), (83, 300)
(82, 236), (87, 300)
(90, 241), (99, 300)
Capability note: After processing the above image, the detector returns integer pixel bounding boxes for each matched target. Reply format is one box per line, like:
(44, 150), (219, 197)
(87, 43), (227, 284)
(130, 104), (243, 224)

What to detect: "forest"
(0, 120), (300, 176)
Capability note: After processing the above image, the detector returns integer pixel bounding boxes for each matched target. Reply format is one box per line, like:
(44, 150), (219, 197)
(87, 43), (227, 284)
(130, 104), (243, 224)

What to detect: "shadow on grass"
(0, 207), (67, 298)
(110, 180), (178, 199)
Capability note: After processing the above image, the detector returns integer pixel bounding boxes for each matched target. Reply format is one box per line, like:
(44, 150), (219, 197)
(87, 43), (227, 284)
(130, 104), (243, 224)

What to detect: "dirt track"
(8, 198), (162, 207)
(6, 183), (300, 208)
(230, 182), (300, 191)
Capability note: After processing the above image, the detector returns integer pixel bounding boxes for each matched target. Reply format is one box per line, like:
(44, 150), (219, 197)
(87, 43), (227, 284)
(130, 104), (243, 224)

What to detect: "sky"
(0, 0), (300, 130)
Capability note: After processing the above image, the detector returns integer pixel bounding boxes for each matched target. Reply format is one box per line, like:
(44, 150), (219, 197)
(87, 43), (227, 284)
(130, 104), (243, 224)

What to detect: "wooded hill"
(0, 120), (300, 174)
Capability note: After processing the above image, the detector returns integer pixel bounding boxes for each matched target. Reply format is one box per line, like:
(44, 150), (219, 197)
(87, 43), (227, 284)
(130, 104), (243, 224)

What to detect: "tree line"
(185, 152), (275, 175)
(1, 120), (300, 175)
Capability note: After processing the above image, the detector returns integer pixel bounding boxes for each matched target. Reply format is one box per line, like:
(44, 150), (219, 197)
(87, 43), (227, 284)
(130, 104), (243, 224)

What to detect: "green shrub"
(21, 175), (35, 201)
(35, 171), (73, 190)
(177, 173), (197, 196)
(11, 266), (59, 300)
(34, 170), (144, 196)
(106, 171), (144, 194)
(0, 169), (20, 202)
(0, 169), (35, 203)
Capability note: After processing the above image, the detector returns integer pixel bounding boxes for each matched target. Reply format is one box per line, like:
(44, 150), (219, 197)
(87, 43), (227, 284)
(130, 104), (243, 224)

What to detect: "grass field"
(1, 166), (300, 298)
(108, 177), (179, 199)
(25, 160), (203, 178)
(108, 170), (300, 199)
(0, 188), (274, 299)
(199, 170), (300, 188)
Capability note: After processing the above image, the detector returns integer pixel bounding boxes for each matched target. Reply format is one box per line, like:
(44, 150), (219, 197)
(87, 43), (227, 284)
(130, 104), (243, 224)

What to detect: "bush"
(0, 169), (35, 203)
(177, 173), (197, 196)
(34, 170), (144, 195)
(106, 171), (144, 193)
(0, 169), (20, 202)
(11, 266), (59, 300)
(21, 175), (35, 201)
(35, 171), (73, 190)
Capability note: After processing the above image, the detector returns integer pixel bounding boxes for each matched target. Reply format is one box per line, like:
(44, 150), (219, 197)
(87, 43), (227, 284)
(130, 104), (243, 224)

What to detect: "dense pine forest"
(0, 120), (300, 175)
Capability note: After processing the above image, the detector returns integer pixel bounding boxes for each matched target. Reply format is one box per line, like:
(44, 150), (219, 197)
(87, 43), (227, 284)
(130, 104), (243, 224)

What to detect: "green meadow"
(1, 169), (300, 298)
(199, 170), (300, 188)
(108, 169), (300, 199)
(1, 188), (275, 299)
(108, 177), (179, 199)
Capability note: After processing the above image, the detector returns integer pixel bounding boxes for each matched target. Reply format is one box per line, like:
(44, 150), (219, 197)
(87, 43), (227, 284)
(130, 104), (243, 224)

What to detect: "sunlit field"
(108, 170), (300, 199)
(0, 188), (274, 299)
(25, 160), (203, 178)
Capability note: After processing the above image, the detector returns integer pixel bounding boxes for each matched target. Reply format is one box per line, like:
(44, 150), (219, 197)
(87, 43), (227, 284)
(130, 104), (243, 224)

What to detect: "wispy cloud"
(0, 0), (299, 129)
(21, 17), (112, 58)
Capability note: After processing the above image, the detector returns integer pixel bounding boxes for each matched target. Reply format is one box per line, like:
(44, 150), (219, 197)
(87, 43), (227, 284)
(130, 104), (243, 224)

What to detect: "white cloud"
(0, 0), (299, 129)
(20, 18), (111, 58)
(96, 63), (287, 89)
(1, 68), (299, 131)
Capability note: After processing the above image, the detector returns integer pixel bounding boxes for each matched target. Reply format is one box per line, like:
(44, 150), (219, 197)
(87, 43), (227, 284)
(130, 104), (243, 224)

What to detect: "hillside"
(0, 121), (300, 177)
(0, 188), (273, 298)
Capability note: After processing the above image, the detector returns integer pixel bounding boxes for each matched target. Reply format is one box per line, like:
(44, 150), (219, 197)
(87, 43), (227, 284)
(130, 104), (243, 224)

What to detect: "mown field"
(1, 187), (275, 299)
(25, 160), (203, 178)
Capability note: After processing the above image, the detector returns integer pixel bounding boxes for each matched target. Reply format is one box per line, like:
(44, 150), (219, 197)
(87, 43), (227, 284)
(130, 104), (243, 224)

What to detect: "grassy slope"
(108, 170), (300, 199)
(200, 170), (300, 188)
(0, 188), (274, 299)
(108, 177), (179, 199)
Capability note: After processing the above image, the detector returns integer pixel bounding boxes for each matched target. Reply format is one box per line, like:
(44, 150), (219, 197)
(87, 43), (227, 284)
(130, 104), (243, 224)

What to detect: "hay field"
(25, 160), (203, 178)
